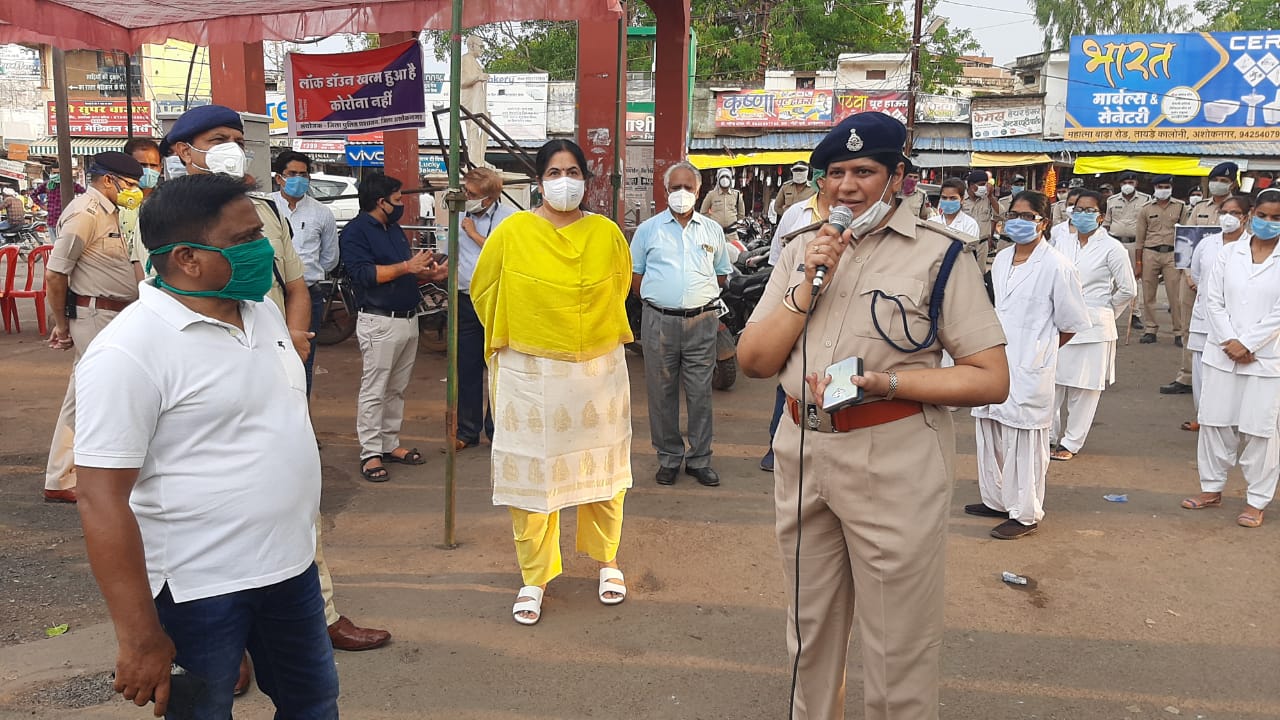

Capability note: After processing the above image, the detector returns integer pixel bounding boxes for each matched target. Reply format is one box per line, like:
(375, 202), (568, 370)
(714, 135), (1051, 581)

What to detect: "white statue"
(460, 35), (489, 168)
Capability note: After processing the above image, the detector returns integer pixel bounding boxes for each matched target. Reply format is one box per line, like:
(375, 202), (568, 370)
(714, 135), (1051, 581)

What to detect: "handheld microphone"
(813, 205), (854, 290)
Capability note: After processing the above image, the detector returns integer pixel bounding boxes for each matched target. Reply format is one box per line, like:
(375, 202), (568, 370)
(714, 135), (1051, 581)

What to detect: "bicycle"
(315, 265), (358, 346)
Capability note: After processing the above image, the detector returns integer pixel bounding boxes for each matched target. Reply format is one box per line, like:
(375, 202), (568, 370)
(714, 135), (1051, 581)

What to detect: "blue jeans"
(154, 564), (339, 720)
(305, 285), (326, 397)
(457, 292), (493, 445)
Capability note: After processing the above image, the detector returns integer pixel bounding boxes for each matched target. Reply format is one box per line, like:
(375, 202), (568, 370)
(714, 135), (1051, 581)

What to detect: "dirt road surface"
(1, 296), (1278, 720)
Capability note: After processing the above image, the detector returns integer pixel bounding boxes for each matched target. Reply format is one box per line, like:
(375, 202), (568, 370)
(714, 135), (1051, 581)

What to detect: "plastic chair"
(0, 245), (19, 334)
(8, 245), (52, 335)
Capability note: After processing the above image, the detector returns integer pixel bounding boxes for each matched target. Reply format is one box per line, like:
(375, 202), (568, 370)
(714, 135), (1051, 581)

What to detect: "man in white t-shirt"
(74, 174), (338, 718)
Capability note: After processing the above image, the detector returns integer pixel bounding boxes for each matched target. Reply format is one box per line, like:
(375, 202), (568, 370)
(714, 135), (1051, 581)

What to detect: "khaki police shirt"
(252, 195), (306, 315)
(1182, 198), (1223, 226)
(700, 188), (744, 229)
(773, 181), (816, 216)
(47, 186), (138, 303)
(1105, 191), (1151, 239)
(962, 194), (996, 240)
(901, 190), (933, 220)
(1136, 198), (1186, 250)
(752, 201), (1006, 402)
(1051, 199), (1071, 228)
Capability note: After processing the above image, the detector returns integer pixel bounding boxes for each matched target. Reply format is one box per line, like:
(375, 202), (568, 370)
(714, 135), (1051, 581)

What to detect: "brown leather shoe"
(233, 653), (252, 696)
(327, 616), (391, 651)
(43, 488), (77, 504)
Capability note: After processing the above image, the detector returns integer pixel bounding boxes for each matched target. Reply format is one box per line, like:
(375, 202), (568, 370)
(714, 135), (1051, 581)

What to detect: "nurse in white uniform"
(968, 191), (1091, 539)
(1050, 190), (1136, 461)
(1183, 195), (1251, 427)
(1181, 189), (1280, 528)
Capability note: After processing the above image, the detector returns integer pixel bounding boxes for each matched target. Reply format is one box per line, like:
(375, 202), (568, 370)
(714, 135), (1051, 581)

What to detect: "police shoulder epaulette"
(914, 217), (973, 246)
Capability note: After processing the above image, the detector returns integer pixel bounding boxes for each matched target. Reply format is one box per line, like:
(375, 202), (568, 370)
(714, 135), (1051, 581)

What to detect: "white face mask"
(542, 176), (585, 212)
(793, 170), (808, 184)
(667, 189), (696, 215)
(1219, 214), (1241, 233)
(465, 198), (486, 214)
(1188, 195), (1202, 206)
(1154, 187), (1173, 201)
(718, 176), (731, 188)
(844, 176), (896, 238)
(1120, 183), (1136, 196)
(974, 185), (988, 198)
(1208, 180), (1231, 197)
(190, 141), (247, 178)
(164, 155), (187, 179)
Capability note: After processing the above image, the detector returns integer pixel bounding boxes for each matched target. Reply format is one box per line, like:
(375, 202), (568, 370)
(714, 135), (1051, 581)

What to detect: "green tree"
(1030, 0), (1194, 50)
(1193, 0), (1280, 31)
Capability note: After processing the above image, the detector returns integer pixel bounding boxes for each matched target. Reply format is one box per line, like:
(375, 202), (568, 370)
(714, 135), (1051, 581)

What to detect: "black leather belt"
(1145, 244), (1175, 253)
(361, 307), (416, 319)
(645, 300), (717, 318)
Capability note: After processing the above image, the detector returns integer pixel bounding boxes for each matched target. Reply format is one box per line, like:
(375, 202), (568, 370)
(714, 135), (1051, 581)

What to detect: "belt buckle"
(805, 403), (821, 431)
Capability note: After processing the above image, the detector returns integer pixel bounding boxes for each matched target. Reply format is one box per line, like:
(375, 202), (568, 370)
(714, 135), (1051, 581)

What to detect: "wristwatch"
(884, 370), (899, 401)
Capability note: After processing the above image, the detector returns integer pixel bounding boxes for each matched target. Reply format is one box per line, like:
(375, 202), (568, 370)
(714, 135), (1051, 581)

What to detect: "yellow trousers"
(509, 491), (626, 586)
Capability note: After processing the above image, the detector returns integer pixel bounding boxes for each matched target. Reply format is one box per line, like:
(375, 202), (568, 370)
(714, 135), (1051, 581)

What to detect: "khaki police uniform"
(701, 187), (745, 243)
(900, 189), (933, 222)
(44, 186), (138, 491)
(252, 194), (306, 314)
(1137, 197), (1186, 335)
(1168, 197), (1227, 383)
(962, 193), (997, 268)
(755, 201), (1005, 720)
(774, 181), (816, 217)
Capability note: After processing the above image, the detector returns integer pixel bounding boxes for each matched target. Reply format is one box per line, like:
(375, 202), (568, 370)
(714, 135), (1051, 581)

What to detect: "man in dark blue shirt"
(339, 172), (446, 481)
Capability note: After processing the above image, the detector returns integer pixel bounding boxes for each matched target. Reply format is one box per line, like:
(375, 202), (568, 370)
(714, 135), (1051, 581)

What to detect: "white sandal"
(512, 585), (544, 626)
(598, 568), (627, 606)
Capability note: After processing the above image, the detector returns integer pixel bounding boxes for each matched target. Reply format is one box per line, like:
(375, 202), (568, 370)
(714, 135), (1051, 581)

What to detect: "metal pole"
(443, 0), (464, 548)
(125, 53), (135, 140)
(611, 10), (625, 222)
(52, 47), (74, 211)
(905, 0), (924, 153)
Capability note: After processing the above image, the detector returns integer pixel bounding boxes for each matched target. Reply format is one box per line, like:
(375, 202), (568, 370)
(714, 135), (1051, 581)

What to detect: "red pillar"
(649, 0), (691, 213)
(380, 32), (422, 226)
(209, 43), (267, 114)
(577, 17), (625, 220)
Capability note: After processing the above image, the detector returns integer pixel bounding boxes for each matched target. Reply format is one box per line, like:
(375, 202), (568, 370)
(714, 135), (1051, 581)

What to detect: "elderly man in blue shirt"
(631, 160), (733, 487)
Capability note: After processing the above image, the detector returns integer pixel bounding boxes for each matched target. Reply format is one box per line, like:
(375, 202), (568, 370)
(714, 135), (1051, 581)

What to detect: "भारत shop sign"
(1066, 30), (1280, 141)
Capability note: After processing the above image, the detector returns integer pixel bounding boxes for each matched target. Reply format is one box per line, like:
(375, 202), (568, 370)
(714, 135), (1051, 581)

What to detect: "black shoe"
(990, 519), (1038, 540)
(1139, 333), (1157, 344)
(1130, 316), (1144, 330)
(964, 503), (1006, 518)
(685, 466), (720, 487)
(655, 467), (678, 486)
(1174, 335), (1183, 348)
(1159, 381), (1193, 395)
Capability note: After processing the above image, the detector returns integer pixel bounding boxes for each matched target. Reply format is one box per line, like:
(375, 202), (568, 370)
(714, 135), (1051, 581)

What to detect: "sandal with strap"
(360, 457), (389, 482)
(598, 567), (627, 606)
(1180, 421), (1200, 432)
(384, 448), (426, 465)
(1181, 494), (1222, 509)
(513, 585), (544, 626)
(1049, 449), (1074, 461)
(1237, 510), (1264, 528)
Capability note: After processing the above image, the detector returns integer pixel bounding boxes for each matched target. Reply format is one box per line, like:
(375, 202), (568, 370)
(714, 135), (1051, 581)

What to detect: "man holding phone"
(339, 172), (448, 482)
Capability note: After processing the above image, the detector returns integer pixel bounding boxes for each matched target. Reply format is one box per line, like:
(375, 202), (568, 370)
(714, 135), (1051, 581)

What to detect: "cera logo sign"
(265, 94), (289, 133)
(345, 145), (384, 167)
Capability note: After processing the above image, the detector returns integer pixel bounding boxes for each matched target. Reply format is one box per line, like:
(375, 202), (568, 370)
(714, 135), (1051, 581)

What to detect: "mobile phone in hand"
(821, 356), (864, 414)
(166, 664), (209, 720)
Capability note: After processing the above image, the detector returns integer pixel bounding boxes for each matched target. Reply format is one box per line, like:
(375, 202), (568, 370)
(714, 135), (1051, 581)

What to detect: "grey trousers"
(641, 304), (717, 469)
(355, 312), (419, 459)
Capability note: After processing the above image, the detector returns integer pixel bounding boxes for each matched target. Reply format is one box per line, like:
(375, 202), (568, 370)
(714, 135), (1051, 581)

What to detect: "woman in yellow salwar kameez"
(470, 139), (635, 625)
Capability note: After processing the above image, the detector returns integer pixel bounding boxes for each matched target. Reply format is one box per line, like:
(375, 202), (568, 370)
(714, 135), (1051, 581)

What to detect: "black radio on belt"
(65, 289), (78, 319)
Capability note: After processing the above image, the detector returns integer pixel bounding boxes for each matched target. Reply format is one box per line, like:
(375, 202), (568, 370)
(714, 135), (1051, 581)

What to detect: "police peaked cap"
(1119, 171), (1137, 181)
(966, 170), (988, 185)
(1208, 162), (1238, 181)
(161, 104), (244, 156)
(90, 151), (143, 180)
(1151, 174), (1174, 185)
(810, 112), (906, 171)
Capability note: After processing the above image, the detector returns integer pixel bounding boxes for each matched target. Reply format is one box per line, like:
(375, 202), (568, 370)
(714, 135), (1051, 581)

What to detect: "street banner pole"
(443, 0), (464, 548)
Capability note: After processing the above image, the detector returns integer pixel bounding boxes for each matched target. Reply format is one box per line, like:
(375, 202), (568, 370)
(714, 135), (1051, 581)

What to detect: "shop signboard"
(715, 90), (834, 128)
(916, 93), (971, 123)
(46, 100), (153, 137)
(293, 139), (346, 154)
(834, 91), (910, 123)
(1066, 31), (1280, 141)
(420, 73), (550, 142)
(971, 104), (1043, 138)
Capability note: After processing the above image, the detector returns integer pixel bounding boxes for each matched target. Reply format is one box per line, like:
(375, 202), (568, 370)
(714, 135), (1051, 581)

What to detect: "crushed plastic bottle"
(1103, 494), (1128, 503)
(1000, 571), (1028, 585)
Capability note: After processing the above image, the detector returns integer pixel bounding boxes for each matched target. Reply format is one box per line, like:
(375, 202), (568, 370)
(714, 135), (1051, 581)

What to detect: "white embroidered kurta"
(1198, 238), (1280, 434)
(973, 241), (1092, 430)
(1186, 232), (1246, 352)
(1053, 227), (1136, 389)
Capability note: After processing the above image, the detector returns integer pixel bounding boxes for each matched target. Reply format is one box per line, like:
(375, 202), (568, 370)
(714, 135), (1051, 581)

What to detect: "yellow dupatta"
(470, 211), (633, 363)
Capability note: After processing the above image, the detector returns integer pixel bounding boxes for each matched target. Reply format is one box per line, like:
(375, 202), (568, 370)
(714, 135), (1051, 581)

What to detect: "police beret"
(1209, 162), (1238, 180)
(809, 112), (905, 171)
(1119, 171), (1137, 181)
(1056, 181), (1070, 190)
(1151, 174), (1174, 185)
(966, 170), (987, 185)
(791, 161), (809, 171)
(90, 151), (143, 180)
(1012, 174), (1026, 182)
(161, 104), (244, 156)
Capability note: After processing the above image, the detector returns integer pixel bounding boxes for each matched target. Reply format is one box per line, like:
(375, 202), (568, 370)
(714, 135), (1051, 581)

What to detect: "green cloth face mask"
(148, 238), (276, 302)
